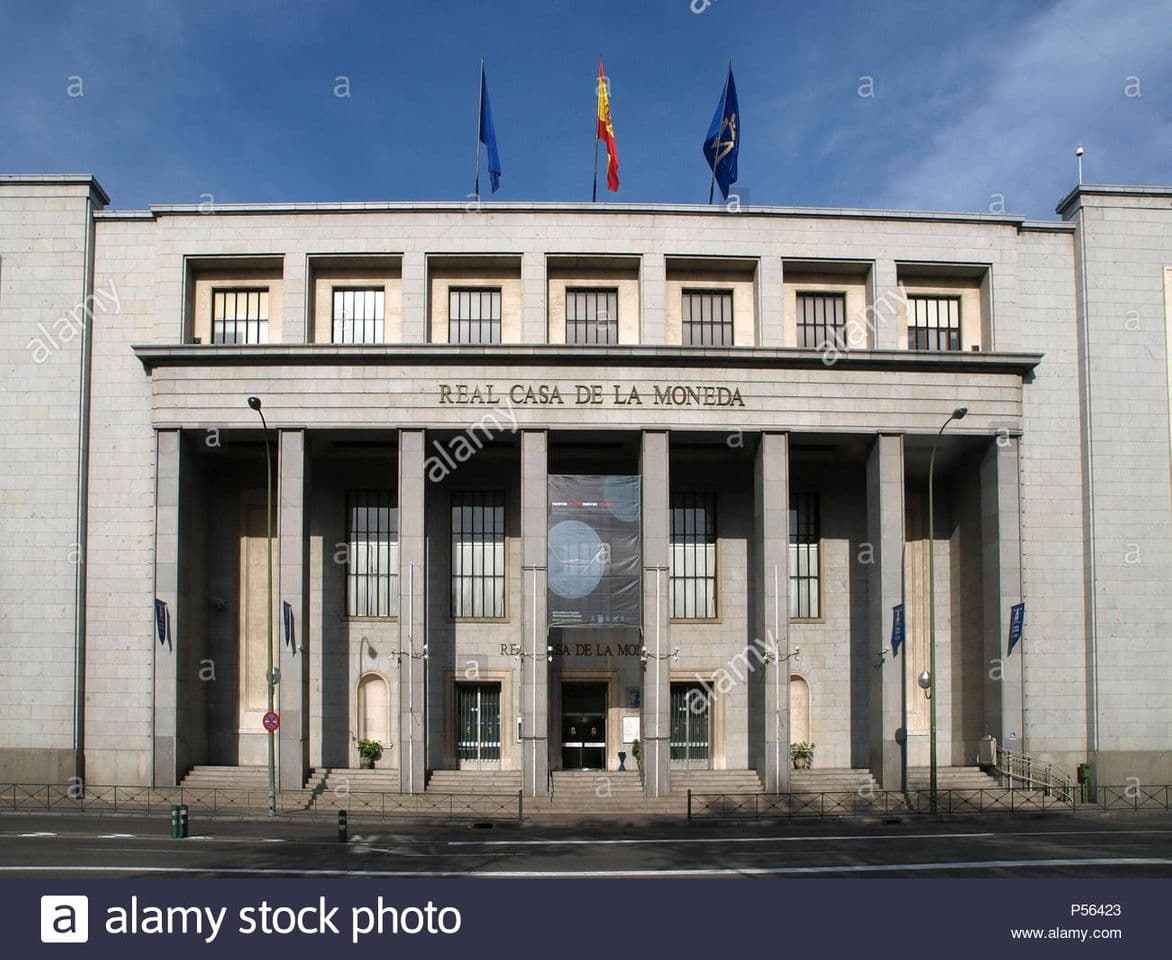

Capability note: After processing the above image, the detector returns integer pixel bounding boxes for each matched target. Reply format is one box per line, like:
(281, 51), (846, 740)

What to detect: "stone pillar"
(152, 429), (181, 787)
(521, 431), (550, 796)
(641, 430), (671, 797)
(401, 251), (427, 343)
(398, 430), (427, 793)
(871, 259), (901, 350)
(867, 433), (906, 790)
(521, 252), (547, 344)
(641, 253), (666, 345)
(277, 429), (309, 790)
(754, 432), (790, 793)
(981, 436), (1024, 749)
(757, 258), (785, 347)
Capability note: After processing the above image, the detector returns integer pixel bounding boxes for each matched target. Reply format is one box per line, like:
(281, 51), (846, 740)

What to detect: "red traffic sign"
(262, 710), (281, 732)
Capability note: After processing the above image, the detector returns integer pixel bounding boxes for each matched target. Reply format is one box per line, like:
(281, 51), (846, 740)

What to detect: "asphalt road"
(3, 811), (1172, 877)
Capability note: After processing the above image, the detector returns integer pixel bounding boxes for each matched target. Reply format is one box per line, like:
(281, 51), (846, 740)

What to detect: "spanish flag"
(596, 59), (619, 193)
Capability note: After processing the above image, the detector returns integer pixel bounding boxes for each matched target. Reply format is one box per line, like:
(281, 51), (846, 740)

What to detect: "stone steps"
(308, 768), (401, 796)
(789, 768), (881, 794)
(672, 769), (765, 795)
(425, 769), (522, 794)
(179, 765), (275, 790)
(907, 766), (1001, 790)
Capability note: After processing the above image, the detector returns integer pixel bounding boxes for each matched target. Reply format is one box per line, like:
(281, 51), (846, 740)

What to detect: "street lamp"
(247, 396), (277, 817)
(927, 406), (967, 814)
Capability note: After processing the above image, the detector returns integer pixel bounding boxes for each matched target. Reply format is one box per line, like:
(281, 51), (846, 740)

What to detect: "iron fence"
(0, 784), (523, 821)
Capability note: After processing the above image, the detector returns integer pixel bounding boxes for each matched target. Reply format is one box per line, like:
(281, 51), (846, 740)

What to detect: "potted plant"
(630, 738), (641, 770)
(790, 741), (815, 769)
(357, 739), (383, 769)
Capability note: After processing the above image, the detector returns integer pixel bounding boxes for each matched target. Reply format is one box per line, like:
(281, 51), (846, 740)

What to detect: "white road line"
(0, 858), (1168, 878)
(447, 831), (997, 847)
(16, 832), (56, 838)
(97, 834), (135, 839)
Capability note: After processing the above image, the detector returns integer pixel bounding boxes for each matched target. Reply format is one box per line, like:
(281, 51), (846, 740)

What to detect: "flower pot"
(360, 756), (375, 770)
(793, 756), (811, 770)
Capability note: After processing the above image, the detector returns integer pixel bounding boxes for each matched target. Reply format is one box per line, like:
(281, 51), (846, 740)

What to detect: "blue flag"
(1008, 602), (1025, 655)
(478, 65), (502, 194)
(703, 66), (739, 200)
(891, 603), (905, 655)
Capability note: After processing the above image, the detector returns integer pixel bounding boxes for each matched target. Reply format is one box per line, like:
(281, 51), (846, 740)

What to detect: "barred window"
(566, 288), (618, 345)
(346, 490), (399, 618)
(212, 288), (269, 344)
(449, 287), (502, 344)
(682, 290), (734, 346)
(797, 292), (847, 350)
(333, 287), (385, 344)
(451, 491), (506, 618)
(670, 492), (717, 618)
(789, 493), (820, 619)
(907, 295), (961, 351)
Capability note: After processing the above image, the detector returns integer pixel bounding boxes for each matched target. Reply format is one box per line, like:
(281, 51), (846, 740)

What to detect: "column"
(867, 433), (906, 790)
(521, 431), (550, 796)
(641, 253), (666, 345)
(981, 436), (1024, 748)
(400, 251), (427, 343)
(398, 430), (427, 793)
(870, 259), (901, 350)
(754, 432), (790, 793)
(757, 258), (785, 347)
(277, 430), (308, 790)
(152, 429), (181, 786)
(641, 431), (671, 797)
(521, 252), (547, 343)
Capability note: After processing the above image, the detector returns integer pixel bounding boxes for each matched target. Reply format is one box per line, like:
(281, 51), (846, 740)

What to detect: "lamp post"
(927, 406), (967, 814)
(247, 396), (277, 817)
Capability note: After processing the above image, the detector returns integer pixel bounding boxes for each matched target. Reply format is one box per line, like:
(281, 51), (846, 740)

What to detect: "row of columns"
(151, 426), (1024, 796)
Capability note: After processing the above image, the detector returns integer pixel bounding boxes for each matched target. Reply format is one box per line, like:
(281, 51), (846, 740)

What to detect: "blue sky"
(0, 0), (1168, 217)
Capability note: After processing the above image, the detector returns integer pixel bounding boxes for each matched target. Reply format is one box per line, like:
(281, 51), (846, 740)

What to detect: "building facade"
(1, 174), (1170, 796)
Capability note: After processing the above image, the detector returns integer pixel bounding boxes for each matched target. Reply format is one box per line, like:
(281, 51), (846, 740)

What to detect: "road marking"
(447, 831), (997, 847)
(0, 857), (1168, 878)
(16, 832), (56, 838)
(97, 834), (135, 839)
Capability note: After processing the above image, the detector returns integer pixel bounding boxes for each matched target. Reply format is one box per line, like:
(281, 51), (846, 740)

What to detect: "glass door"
(560, 682), (607, 770)
(670, 683), (711, 768)
(457, 683), (501, 767)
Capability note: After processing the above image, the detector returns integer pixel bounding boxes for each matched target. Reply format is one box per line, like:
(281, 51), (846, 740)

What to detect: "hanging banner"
(547, 475), (641, 627)
(1007, 601), (1026, 655)
(891, 602), (905, 655)
(282, 600), (295, 653)
(154, 597), (168, 648)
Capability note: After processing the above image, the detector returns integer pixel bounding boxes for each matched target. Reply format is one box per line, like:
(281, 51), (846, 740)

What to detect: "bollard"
(170, 804), (181, 840)
(179, 803), (189, 838)
(337, 809), (348, 843)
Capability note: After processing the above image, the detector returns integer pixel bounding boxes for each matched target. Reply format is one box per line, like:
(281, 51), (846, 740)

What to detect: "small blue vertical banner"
(890, 602), (905, 655)
(282, 600), (294, 653)
(1007, 601), (1025, 655)
(154, 597), (167, 647)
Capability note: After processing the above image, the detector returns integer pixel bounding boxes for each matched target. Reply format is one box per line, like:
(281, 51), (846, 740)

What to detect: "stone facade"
(0, 175), (1169, 794)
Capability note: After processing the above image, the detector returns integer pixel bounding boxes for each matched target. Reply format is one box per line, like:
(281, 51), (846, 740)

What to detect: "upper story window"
(451, 490), (506, 619)
(566, 288), (618, 345)
(797, 292), (847, 350)
(449, 287), (502, 345)
(333, 288), (385, 344)
(789, 492), (820, 620)
(212, 288), (269, 345)
(683, 290), (734, 346)
(907, 295), (961, 351)
(345, 490), (398, 618)
(670, 492), (717, 619)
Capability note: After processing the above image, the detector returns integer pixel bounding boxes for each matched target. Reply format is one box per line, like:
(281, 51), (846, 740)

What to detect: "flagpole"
(473, 58), (484, 200)
(592, 57), (602, 202)
(707, 60), (732, 204)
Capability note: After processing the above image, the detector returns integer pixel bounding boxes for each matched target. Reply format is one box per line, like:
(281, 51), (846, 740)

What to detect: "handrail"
(992, 744), (1075, 802)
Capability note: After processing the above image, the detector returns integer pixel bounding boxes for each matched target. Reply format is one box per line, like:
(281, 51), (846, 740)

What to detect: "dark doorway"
(561, 682), (607, 770)
(670, 682), (711, 768)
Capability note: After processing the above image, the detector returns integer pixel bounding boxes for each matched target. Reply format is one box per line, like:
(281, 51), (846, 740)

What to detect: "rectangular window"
(449, 287), (502, 344)
(345, 490), (399, 618)
(457, 683), (501, 762)
(212, 288), (269, 344)
(789, 492), (820, 619)
(682, 290), (734, 346)
(451, 491), (506, 618)
(670, 492), (717, 618)
(333, 287), (385, 344)
(907, 295), (961, 351)
(566, 288), (618, 345)
(797, 292), (847, 350)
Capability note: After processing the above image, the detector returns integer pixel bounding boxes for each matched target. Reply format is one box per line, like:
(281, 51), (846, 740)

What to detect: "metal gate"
(457, 684), (501, 767)
(670, 683), (711, 768)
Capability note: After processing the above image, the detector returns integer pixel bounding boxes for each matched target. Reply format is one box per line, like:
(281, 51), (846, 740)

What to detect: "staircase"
(672, 769), (765, 795)
(307, 767), (401, 798)
(789, 767), (881, 794)
(545, 770), (676, 814)
(907, 766), (1000, 791)
(179, 765), (274, 792)
(425, 769), (522, 794)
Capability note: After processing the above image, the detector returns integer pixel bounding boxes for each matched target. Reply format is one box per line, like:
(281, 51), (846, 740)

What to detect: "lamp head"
(1075, 144), (1085, 158)
(247, 396), (262, 411)
(952, 407), (968, 420)
(917, 670), (932, 691)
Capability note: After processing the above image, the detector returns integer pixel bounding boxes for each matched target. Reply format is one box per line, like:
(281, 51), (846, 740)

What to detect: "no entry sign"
(262, 710), (280, 732)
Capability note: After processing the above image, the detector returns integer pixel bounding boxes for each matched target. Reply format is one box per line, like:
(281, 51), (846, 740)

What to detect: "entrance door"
(561, 683), (607, 770)
(456, 683), (501, 768)
(670, 683), (711, 768)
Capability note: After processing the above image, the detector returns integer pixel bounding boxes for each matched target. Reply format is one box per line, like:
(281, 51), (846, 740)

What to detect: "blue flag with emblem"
(476, 61), (502, 196)
(703, 64), (739, 201)
(891, 602), (905, 655)
(1008, 601), (1025, 655)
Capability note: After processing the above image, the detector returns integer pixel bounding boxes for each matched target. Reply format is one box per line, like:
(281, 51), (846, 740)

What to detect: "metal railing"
(0, 784), (523, 821)
(993, 745), (1076, 802)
